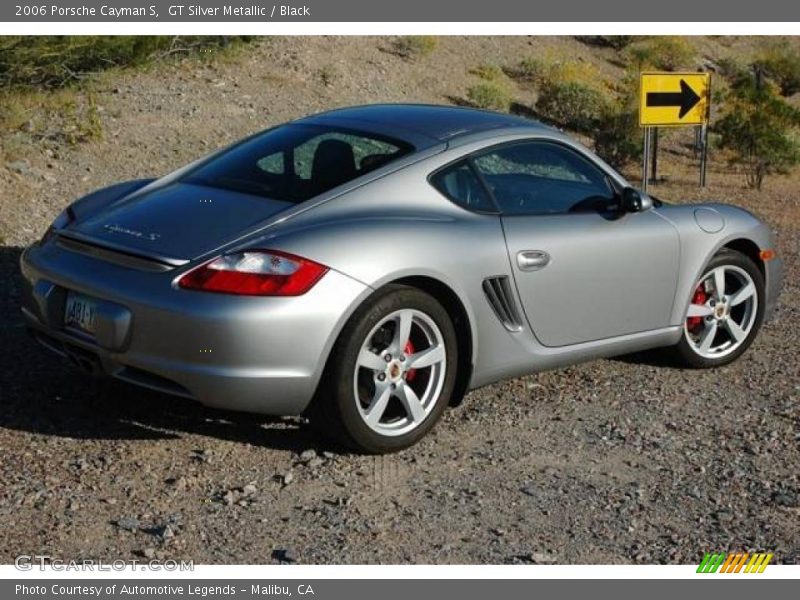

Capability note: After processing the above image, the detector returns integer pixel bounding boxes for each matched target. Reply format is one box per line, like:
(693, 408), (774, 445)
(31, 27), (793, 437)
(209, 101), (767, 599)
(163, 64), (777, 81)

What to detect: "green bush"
(593, 109), (642, 168)
(466, 82), (512, 111)
(715, 73), (800, 189)
(716, 57), (748, 82)
(470, 64), (504, 82)
(575, 36), (638, 51)
(589, 69), (643, 169)
(0, 36), (250, 89)
(391, 36), (438, 60)
(626, 36), (697, 71)
(535, 81), (608, 134)
(511, 54), (601, 89)
(754, 41), (800, 97)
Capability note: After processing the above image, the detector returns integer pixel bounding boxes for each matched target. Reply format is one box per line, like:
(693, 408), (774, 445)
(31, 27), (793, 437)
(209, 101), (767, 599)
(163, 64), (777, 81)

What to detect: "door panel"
(503, 211), (680, 347)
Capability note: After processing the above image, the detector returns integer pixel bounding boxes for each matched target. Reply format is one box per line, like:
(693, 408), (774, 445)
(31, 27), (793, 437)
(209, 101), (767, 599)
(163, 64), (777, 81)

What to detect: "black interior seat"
(311, 139), (356, 192)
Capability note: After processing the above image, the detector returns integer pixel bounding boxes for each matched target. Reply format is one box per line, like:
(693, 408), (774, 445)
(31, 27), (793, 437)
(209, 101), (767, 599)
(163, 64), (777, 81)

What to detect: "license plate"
(64, 292), (98, 338)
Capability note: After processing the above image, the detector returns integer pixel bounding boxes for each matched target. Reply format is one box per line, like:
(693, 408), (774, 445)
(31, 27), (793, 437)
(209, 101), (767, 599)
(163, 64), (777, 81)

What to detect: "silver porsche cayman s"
(20, 104), (783, 452)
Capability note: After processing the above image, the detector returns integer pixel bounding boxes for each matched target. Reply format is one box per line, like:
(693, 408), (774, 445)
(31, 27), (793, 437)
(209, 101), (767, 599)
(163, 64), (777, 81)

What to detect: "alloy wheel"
(353, 309), (447, 437)
(684, 264), (758, 359)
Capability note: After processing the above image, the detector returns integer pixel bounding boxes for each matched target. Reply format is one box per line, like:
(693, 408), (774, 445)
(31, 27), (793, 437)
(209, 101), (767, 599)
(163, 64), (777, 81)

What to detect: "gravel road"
(0, 37), (798, 565)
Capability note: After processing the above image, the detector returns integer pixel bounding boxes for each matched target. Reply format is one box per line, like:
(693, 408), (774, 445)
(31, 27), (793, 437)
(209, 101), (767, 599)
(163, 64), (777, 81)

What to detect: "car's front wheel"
(671, 249), (764, 368)
(315, 284), (458, 454)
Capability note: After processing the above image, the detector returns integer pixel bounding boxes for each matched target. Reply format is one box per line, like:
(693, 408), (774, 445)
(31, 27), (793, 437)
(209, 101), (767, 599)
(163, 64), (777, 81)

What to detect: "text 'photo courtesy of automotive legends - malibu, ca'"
(20, 104), (783, 453)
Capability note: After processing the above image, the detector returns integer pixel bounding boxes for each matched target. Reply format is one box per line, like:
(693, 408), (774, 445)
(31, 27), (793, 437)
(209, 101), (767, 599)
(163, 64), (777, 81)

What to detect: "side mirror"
(621, 187), (652, 213)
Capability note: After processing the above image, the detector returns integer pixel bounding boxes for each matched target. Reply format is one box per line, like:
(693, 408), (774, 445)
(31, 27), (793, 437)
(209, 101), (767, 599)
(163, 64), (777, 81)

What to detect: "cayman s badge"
(103, 223), (161, 241)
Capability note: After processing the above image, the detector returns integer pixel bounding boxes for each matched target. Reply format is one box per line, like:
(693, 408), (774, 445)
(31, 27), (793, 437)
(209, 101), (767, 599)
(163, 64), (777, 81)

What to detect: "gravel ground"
(0, 37), (798, 565)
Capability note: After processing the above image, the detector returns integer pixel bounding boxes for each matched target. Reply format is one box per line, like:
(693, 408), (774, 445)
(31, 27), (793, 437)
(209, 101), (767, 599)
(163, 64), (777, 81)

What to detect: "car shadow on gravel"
(0, 245), (329, 453)
(610, 348), (685, 369)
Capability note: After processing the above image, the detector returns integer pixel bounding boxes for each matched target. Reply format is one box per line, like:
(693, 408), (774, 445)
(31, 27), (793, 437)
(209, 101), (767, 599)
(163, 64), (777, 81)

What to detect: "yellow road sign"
(639, 72), (710, 127)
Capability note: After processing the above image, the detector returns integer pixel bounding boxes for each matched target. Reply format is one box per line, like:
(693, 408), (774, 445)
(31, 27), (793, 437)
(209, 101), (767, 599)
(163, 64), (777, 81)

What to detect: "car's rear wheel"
(315, 285), (457, 454)
(670, 249), (764, 368)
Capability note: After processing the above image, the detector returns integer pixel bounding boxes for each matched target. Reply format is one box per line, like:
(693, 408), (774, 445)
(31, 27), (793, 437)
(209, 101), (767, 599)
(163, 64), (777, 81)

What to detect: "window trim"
(428, 137), (626, 217)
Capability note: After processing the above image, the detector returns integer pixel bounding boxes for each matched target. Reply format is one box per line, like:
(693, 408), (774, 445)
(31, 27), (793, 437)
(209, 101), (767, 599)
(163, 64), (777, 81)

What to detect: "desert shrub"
(626, 36), (697, 71)
(590, 69), (642, 168)
(593, 109), (642, 168)
(535, 81), (609, 134)
(510, 53), (601, 90)
(0, 36), (250, 89)
(392, 36), (438, 60)
(714, 73), (800, 189)
(466, 82), (512, 111)
(715, 57), (748, 82)
(510, 56), (546, 83)
(754, 41), (800, 97)
(470, 64), (504, 82)
(575, 36), (638, 51)
(317, 64), (337, 87)
(0, 89), (103, 144)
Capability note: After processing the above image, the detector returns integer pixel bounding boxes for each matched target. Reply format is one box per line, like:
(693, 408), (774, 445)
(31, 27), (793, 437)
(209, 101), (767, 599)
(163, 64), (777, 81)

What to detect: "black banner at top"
(2, 0), (800, 22)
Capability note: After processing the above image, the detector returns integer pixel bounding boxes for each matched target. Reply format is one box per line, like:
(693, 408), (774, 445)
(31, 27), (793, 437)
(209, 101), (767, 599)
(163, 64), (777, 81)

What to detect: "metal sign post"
(639, 72), (712, 190)
(699, 123), (708, 188)
(641, 127), (650, 191)
(650, 127), (658, 183)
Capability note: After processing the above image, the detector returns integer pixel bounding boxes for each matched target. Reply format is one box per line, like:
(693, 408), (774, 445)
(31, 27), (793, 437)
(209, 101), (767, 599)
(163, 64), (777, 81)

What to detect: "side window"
(430, 161), (495, 212)
(472, 142), (617, 215)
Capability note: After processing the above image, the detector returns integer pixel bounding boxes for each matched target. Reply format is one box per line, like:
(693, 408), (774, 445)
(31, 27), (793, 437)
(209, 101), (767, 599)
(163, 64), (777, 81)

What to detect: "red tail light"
(178, 250), (328, 296)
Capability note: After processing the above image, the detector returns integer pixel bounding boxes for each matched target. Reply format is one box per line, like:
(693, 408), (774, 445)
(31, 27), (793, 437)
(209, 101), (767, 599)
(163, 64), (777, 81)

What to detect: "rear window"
(183, 124), (413, 203)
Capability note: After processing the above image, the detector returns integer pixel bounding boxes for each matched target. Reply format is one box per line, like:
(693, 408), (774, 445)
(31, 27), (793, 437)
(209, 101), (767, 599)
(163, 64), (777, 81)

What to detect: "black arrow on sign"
(646, 79), (702, 119)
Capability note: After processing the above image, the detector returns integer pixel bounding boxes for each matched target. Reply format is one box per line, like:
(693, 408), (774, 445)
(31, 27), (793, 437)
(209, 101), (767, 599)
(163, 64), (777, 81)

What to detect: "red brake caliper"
(687, 284), (707, 332)
(404, 340), (417, 382)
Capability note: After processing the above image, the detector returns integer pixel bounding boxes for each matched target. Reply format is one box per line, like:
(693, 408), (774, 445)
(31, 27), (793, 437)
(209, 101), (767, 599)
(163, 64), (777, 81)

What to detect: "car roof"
(299, 103), (552, 148)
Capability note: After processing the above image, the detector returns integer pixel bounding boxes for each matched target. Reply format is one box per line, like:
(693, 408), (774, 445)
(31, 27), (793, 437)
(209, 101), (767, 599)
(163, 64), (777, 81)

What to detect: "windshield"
(183, 123), (414, 203)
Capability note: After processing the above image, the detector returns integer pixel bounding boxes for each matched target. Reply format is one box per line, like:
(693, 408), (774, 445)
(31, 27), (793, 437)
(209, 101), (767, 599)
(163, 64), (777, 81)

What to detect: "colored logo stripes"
(697, 552), (773, 573)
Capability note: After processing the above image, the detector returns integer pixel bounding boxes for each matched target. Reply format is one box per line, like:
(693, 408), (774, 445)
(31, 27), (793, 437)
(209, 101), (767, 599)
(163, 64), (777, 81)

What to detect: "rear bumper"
(764, 256), (783, 321)
(19, 241), (370, 415)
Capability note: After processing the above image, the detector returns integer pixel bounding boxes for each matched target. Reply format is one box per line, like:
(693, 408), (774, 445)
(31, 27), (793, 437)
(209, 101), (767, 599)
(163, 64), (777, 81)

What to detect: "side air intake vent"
(482, 276), (523, 332)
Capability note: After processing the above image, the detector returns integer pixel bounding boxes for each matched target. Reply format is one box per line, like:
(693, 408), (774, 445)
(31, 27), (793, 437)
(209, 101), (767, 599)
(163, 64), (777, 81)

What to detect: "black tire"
(311, 284), (458, 454)
(669, 249), (765, 368)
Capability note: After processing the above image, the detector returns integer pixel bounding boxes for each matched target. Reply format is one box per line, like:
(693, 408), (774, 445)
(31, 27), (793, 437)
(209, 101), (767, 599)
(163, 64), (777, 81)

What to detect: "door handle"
(517, 250), (550, 271)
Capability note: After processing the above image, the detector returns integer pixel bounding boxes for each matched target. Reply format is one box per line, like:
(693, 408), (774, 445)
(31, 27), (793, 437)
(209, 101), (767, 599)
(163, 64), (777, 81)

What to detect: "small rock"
(191, 449), (211, 463)
(7, 160), (31, 175)
(773, 491), (799, 508)
(299, 449), (317, 462)
(242, 483), (257, 496)
(222, 491), (236, 506)
(530, 552), (556, 564)
(142, 548), (156, 559)
(159, 525), (176, 540)
(308, 457), (325, 468)
(274, 548), (298, 563)
(115, 517), (140, 531)
(283, 472), (295, 486)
